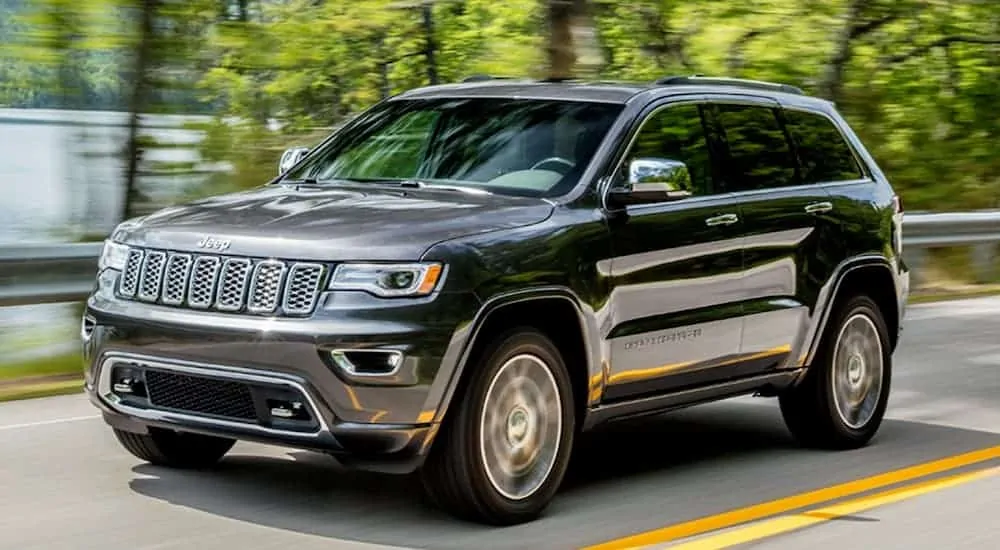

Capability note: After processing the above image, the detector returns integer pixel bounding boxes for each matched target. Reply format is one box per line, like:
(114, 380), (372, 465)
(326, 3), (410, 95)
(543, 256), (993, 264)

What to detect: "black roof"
(393, 75), (830, 110)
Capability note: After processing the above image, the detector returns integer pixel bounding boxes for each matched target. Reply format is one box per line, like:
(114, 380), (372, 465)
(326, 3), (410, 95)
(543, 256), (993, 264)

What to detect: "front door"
(603, 100), (747, 402)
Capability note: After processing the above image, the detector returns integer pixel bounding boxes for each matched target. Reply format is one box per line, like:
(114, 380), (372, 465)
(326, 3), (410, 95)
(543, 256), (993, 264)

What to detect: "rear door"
(701, 97), (837, 374)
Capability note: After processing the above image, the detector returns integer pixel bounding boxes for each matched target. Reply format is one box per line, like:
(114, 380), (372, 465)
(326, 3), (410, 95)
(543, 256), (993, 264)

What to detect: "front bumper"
(82, 274), (480, 473)
(88, 353), (434, 473)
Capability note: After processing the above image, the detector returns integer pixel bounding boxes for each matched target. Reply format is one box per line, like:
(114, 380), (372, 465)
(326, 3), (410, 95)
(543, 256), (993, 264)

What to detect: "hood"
(114, 183), (554, 261)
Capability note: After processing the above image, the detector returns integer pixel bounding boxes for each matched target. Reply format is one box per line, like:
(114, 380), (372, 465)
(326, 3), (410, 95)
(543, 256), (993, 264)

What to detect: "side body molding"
(793, 253), (901, 375)
(421, 286), (604, 432)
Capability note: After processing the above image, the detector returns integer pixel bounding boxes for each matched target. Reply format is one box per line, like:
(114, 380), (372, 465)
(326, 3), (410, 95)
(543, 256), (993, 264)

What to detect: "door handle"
(805, 201), (833, 214)
(705, 213), (739, 227)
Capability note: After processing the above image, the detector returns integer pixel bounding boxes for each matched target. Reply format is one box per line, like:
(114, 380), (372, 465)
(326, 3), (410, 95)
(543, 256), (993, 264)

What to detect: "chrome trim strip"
(96, 351), (331, 439)
(329, 349), (405, 377)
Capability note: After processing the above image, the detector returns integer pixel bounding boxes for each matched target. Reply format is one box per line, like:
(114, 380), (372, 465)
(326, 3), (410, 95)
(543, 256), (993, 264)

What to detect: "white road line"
(0, 414), (100, 431)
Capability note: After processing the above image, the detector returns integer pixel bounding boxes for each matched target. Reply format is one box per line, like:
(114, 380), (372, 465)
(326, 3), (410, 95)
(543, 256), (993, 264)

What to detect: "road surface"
(2, 296), (999, 550)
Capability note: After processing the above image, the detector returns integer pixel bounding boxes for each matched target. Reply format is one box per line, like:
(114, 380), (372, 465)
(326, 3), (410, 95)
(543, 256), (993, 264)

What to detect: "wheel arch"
(427, 287), (603, 437)
(799, 254), (902, 378)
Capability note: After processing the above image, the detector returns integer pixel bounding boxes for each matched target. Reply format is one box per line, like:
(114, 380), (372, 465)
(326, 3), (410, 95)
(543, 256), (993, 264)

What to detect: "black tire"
(779, 294), (892, 449)
(113, 427), (236, 468)
(419, 328), (576, 525)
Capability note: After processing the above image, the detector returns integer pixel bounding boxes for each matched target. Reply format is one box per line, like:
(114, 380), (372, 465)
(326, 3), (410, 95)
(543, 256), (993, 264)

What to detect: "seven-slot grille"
(117, 246), (326, 316)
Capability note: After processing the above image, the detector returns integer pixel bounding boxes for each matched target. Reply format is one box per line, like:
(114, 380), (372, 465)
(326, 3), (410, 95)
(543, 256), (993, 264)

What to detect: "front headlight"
(329, 262), (445, 297)
(98, 240), (130, 271)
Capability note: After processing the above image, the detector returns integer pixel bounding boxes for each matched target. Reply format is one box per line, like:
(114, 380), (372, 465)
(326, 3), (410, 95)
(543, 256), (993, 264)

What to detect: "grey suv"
(83, 75), (909, 525)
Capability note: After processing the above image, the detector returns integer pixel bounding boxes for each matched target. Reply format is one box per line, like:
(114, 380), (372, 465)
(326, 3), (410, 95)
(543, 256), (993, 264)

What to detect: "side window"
(711, 103), (798, 191)
(783, 109), (865, 183)
(625, 103), (713, 195)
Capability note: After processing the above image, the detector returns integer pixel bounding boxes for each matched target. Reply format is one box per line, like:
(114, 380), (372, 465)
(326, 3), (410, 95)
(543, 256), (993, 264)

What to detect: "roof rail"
(653, 75), (805, 96)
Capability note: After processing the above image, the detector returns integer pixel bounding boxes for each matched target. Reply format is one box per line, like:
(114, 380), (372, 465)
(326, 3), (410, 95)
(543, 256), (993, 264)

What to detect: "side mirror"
(608, 158), (693, 206)
(278, 146), (310, 175)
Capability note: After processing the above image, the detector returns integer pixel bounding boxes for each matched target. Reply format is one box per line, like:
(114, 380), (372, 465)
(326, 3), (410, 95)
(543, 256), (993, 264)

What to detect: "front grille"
(116, 246), (327, 316)
(144, 369), (257, 421)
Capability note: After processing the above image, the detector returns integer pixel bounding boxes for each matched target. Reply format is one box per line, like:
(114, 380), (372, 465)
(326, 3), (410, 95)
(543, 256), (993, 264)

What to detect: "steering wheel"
(530, 157), (575, 174)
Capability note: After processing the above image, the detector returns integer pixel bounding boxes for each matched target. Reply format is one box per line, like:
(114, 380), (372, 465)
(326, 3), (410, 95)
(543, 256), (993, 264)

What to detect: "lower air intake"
(144, 369), (257, 422)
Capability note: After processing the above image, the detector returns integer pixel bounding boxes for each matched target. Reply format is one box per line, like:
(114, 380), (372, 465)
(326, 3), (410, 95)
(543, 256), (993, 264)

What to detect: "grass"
(0, 379), (83, 403)
(0, 352), (85, 403)
(909, 285), (1000, 304)
(0, 352), (83, 382)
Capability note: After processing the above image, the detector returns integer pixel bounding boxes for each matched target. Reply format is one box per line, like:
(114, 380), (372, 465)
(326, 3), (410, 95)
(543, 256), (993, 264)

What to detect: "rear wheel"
(113, 427), (236, 468)
(779, 294), (892, 449)
(420, 328), (576, 525)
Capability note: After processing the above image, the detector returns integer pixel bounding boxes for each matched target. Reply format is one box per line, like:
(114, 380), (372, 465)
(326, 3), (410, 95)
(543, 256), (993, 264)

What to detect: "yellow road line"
(581, 444), (1000, 550)
(668, 466), (999, 550)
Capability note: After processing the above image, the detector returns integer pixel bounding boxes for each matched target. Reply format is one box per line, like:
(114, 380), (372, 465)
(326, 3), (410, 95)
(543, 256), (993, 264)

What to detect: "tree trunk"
(421, 3), (438, 85)
(121, 0), (158, 222)
(817, 0), (863, 102)
(545, 0), (577, 79)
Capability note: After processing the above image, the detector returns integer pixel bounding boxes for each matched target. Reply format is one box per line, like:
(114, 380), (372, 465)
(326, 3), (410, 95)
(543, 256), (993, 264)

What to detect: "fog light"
(111, 366), (145, 397)
(113, 379), (136, 393)
(268, 399), (308, 420)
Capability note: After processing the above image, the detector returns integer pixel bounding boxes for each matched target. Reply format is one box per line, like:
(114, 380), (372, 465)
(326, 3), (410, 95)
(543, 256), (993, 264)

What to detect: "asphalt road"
(2, 296), (999, 550)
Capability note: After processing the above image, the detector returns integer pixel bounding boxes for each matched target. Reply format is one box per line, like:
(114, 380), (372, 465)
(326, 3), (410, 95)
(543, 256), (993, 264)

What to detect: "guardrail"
(2, 211), (1000, 308)
(0, 242), (103, 307)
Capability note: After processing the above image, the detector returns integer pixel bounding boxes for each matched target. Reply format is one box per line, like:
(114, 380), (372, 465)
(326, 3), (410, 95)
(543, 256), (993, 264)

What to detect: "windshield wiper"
(279, 177), (491, 195)
(389, 179), (493, 195)
(280, 176), (365, 187)
(278, 176), (319, 185)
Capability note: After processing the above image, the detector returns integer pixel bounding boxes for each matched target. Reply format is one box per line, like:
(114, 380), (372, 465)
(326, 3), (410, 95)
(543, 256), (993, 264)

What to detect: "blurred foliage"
(1, 0), (999, 210)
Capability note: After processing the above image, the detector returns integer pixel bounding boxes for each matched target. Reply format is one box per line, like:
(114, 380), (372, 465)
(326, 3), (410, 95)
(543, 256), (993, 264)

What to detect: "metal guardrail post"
(970, 243), (998, 284)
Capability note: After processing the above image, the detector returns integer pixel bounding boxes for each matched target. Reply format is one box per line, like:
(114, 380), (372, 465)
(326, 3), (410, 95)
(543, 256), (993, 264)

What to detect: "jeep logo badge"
(197, 237), (231, 251)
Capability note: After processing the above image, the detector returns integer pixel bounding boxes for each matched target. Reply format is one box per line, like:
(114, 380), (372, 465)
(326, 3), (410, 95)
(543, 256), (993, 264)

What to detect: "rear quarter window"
(782, 109), (866, 184)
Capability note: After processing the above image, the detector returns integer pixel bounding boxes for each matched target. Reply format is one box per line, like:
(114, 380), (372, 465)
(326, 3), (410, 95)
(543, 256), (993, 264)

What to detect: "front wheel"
(420, 328), (576, 525)
(779, 294), (892, 449)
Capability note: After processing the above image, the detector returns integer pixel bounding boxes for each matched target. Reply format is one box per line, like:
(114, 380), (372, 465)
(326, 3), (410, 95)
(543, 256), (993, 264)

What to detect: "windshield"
(282, 97), (624, 198)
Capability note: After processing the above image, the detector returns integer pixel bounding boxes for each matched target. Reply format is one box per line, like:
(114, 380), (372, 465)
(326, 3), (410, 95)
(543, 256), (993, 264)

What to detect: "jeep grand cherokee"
(82, 75), (909, 525)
